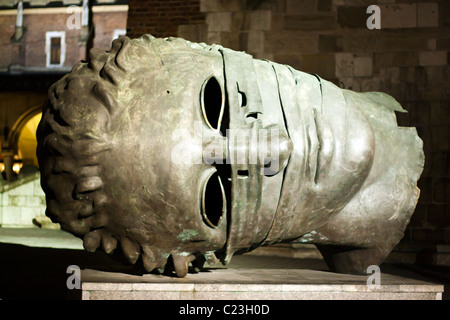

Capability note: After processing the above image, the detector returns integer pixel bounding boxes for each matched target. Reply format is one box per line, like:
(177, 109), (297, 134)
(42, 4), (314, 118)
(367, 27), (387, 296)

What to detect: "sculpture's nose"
(259, 124), (292, 176)
(201, 123), (292, 176)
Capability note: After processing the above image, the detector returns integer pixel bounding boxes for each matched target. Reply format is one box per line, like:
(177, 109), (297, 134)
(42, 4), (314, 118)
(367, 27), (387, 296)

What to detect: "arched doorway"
(1, 106), (42, 181)
(17, 112), (41, 168)
(0, 108), (53, 228)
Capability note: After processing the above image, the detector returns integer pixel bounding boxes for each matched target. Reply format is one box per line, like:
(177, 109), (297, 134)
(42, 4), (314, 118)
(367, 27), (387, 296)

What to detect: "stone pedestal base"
(81, 266), (443, 300)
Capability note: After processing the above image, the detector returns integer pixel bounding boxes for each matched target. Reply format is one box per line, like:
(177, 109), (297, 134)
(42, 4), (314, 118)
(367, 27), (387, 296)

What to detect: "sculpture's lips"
(307, 110), (320, 187)
(308, 108), (331, 189)
(304, 86), (333, 191)
(279, 78), (325, 190)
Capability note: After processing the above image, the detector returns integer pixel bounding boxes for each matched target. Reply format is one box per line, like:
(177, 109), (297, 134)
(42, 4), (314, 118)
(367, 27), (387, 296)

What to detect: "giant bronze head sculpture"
(37, 35), (424, 277)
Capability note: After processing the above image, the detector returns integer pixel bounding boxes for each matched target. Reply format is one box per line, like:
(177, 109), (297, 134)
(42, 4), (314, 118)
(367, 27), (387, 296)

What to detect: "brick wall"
(93, 11), (128, 50)
(0, 5), (128, 68)
(127, 0), (450, 250)
(0, 11), (84, 68)
(126, 0), (205, 38)
(0, 15), (15, 67)
(24, 13), (84, 67)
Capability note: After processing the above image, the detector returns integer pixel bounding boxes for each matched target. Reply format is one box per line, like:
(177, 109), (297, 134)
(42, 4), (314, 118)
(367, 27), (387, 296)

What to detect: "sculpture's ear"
(110, 34), (162, 74)
(87, 36), (131, 83)
(88, 47), (109, 73)
(92, 81), (117, 115)
(110, 35), (132, 72)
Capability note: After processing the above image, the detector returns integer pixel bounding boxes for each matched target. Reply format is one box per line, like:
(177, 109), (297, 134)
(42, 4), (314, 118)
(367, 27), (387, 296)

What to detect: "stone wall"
(0, 172), (46, 228)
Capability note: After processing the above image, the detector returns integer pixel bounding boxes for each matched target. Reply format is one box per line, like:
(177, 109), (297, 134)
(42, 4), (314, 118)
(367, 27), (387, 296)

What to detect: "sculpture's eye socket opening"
(201, 170), (226, 228)
(201, 76), (225, 132)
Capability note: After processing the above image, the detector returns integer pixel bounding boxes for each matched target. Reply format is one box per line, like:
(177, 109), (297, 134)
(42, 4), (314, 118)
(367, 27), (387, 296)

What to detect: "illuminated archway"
(1, 106), (42, 179)
(18, 112), (42, 168)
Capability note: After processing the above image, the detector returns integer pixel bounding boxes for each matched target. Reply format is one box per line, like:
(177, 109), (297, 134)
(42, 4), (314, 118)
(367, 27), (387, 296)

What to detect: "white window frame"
(45, 31), (66, 68)
(112, 29), (126, 40)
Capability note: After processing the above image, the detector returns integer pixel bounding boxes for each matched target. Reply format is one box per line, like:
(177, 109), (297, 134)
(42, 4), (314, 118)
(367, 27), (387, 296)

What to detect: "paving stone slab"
(81, 266), (444, 300)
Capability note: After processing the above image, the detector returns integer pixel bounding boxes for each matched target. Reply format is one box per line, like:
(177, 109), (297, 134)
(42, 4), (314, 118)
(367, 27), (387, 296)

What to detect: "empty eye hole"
(244, 112), (260, 124)
(238, 91), (247, 107)
(201, 171), (226, 228)
(201, 77), (224, 130)
(237, 169), (249, 178)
